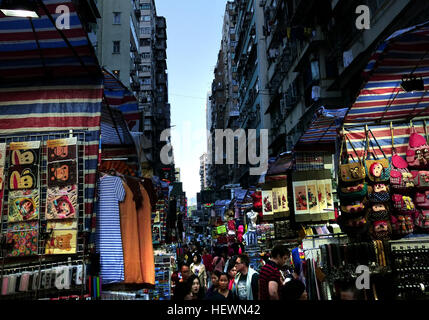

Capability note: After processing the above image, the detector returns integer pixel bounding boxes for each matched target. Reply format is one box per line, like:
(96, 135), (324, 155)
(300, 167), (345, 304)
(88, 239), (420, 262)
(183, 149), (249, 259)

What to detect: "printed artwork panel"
(46, 185), (78, 219)
(8, 189), (39, 222)
(0, 143), (6, 167)
(0, 167), (4, 191)
(293, 182), (309, 214)
(262, 190), (274, 215)
(47, 161), (77, 187)
(47, 137), (77, 162)
(6, 221), (38, 257)
(307, 181), (319, 213)
(9, 141), (40, 166)
(45, 229), (77, 255)
(324, 180), (334, 210)
(316, 182), (327, 212)
(8, 165), (38, 190)
(271, 189), (279, 212)
(273, 187), (289, 212)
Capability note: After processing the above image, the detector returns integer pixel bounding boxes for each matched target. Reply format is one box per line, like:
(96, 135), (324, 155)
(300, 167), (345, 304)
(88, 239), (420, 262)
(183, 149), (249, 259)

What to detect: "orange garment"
(119, 182), (143, 283)
(137, 183), (155, 285)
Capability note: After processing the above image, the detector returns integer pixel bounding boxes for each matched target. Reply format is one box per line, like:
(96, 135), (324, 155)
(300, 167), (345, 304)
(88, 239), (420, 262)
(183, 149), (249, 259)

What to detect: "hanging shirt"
(96, 175), (126, 284)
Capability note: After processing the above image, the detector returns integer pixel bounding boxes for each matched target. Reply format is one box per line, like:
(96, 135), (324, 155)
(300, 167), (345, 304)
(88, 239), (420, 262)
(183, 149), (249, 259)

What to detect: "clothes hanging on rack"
(137, 183), (155, 285)
(96, 175), (126, 284)
(119, 181), (144, 284)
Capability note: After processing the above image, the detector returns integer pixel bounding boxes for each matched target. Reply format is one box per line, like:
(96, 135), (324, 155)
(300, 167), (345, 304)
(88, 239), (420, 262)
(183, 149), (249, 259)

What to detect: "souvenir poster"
(46, 185), (78, 219)
(6, 221), (38, 257)
(272, 188), (279, 213)
(262, 190), (273, 215)
(47, 137), (77, 162)
(8, 165), (38, 190)
(0, 143), (6, 167)
(273, 187), (289, 212)
(47, 161), (77, 187)
(46, 220), (78, 230)
(316, 181), (327, 212)
(324, 180), (334, 210)
(8, 190), (39, 222)
(293, 181), (308, 214)
(9, 141), (40, 166)
(45, 229), (77, 255)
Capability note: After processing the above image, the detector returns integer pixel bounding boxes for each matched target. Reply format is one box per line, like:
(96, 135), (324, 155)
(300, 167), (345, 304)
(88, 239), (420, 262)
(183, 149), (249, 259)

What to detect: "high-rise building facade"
(94, 0), (172, 177)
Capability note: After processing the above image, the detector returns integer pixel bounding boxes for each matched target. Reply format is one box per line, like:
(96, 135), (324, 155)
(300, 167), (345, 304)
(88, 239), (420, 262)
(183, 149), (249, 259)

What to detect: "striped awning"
(102, 68), (140, 132)
(0, 0), (100, 82)
(295, 107), (347, 149)
(344, 21), (429, 125)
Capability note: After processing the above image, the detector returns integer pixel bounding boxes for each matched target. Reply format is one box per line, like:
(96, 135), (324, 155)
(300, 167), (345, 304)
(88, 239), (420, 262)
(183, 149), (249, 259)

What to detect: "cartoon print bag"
(406, 124), (429, 168)
(8, 165), (38, 190)
(415, 191), (429, 208)
(390, 154), (414, 189)
(364, 128), (391, 182)
(339, 182), (367, 200)
(411, 170), (429, 188)
(47, 161), (77, 187)
(415, 210), (429, 229)
(339, 134), (366, 182)
(391, 214), (414, 236)
(367, 183), (390, 203)
(392, 194), (416, 212)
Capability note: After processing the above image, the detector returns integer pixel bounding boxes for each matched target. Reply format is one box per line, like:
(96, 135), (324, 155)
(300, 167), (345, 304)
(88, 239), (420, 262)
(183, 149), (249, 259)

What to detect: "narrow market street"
(0, 0), (429, 310)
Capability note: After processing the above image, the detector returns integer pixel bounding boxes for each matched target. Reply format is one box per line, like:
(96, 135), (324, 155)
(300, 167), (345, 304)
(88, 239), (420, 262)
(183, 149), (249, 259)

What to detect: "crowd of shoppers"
(171, 243), (308, 301)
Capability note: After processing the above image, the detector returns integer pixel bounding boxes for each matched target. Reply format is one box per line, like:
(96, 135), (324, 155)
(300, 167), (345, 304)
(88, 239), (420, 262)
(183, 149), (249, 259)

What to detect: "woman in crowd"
(209, 272), (235, 301)
(184, 274), (205, 300)
(212, 248), (226, 273)
(190, 253), (207, 290)
(226, 262), (237, 292)
(205, 270), (221, 299)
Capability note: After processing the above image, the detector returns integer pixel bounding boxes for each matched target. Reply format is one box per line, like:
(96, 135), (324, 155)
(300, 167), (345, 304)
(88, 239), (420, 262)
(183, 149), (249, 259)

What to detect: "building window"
(113, 70), (120, 77)
(140, 15), (151, 22)
(140, 27), (151, 35)
(140, 3), (151, 10)
(113, 12), (121, 24)
(142, 52), (151, 59)
(113, 41), (120, 53)
(140, 38), (151, 47)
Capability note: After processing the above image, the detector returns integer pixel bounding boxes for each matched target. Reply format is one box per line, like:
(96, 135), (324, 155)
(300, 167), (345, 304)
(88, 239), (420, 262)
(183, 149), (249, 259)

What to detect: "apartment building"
(94, 0), (172, 177)
(199, 153), (209, 190)
(262, 0), (429, 154)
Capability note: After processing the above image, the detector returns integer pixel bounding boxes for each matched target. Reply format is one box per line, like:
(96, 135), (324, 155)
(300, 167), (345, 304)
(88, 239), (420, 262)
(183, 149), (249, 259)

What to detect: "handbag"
(339, 134), (366, 182)
(340, 199), (366, 215)
(390, 125), (415, 189)
(391, 214), (414, 236)
(406, 123), (429, 169)
(392, 194), (416, 212)
(411, 170), (429, 188)
(415, 191), (429, 208)
(364, 128), (391, 182)
(415, 210), (429, 229)
(367, 184), (390, 203)
(339, 182), (367, 200)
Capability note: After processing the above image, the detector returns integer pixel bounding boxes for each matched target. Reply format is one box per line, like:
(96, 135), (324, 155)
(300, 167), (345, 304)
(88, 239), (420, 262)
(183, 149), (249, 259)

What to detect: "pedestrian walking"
(233, 254), (259, 300)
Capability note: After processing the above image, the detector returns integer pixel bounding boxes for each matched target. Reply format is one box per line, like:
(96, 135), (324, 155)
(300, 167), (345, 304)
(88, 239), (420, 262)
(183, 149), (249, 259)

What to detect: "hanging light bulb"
(0, 0), (39, 18)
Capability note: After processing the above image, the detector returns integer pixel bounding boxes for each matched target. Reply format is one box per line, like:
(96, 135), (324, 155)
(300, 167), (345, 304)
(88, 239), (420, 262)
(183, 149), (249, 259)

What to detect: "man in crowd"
(172, 264), (192, 300)
(258, 245), (290, 300)
(233, 254), (259, 300)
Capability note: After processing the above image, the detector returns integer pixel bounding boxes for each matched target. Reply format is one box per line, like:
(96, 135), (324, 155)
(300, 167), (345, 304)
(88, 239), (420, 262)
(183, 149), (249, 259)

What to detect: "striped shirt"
(96, 175), (125, 284)
(258, 260), (281, 300)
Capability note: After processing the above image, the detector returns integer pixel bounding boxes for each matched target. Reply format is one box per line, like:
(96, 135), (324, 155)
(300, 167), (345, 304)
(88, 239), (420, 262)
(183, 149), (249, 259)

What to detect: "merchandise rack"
(0, 130), (92, 299)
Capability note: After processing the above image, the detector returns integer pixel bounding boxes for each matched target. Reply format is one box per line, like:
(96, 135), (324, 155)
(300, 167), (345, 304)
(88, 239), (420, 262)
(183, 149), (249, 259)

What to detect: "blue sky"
(156, 0), (227, 205)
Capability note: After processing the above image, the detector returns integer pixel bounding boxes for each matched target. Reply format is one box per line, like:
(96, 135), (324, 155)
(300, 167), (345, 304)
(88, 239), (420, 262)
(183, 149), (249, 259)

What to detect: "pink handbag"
(406, 126), (429, 168)
(390, 153), (414, 189)
(415, 191), (429, 208)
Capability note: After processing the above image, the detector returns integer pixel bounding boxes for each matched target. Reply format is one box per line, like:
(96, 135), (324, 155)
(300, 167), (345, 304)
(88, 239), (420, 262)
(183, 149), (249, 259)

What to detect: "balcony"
(156, 17), (166, 29)
(156, 51), (166, 61)
(134, 9), (141, 19)
(131, 82), (140, 92)
(155, 41), (167, 50)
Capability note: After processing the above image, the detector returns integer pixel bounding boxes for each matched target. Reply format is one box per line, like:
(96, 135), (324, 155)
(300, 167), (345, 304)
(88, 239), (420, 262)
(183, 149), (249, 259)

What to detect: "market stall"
(0, 0), (102, 300)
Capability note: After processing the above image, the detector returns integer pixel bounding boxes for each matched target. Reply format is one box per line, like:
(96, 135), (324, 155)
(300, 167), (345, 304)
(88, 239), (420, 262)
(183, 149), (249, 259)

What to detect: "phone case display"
(262, 190), (273, 215)
(8, 190), (39, 222)
(256, 223), (275, 242)
(46, 185), (78, 219)
(5, 221), (38, 257)
(149, 254), (173, 300)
